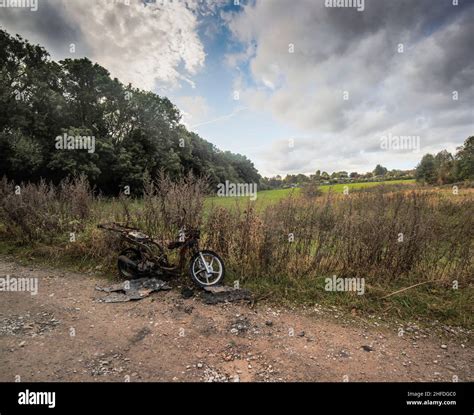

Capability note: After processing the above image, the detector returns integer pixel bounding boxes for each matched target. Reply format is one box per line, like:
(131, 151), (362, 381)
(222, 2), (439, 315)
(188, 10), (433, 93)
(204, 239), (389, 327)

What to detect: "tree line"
(0, 29), (261, 195)
(415, 136), (474, 185)
(261, 165), (414, 190)
(261, 136), (473, 190)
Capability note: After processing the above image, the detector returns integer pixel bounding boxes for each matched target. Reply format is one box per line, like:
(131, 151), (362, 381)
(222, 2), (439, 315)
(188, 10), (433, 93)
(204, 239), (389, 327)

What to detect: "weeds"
(204, 190), (473, 285)
(0, 175), (93, 243)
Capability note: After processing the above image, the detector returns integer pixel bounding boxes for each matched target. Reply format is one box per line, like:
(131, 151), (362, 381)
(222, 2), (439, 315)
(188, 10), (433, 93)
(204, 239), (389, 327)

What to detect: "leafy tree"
(373, 164), (388, 176)
(1, 130), (43, 176)
(454, 136), (474, 181)
(47, 127), (101, 180)
(415, 154), (436, 184)
(415, 137), (473, 185)
(0, 29), (261, 194)
(434, 150), (454, 184)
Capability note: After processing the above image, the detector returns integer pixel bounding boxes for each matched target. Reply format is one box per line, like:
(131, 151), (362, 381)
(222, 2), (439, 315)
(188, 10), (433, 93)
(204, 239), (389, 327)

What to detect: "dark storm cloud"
(0, 1), (91, 57)
(226, 0), (474, 174)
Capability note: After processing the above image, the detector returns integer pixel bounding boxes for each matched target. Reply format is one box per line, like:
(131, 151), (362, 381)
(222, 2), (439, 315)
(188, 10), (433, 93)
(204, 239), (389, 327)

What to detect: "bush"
(301, 181), (323, 199)
(0, 175), (93, 243)
(135, 171), (208, 240)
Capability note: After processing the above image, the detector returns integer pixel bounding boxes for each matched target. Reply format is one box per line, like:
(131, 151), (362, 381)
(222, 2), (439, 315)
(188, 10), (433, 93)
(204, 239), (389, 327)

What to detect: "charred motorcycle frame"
(98, 222), (225, 287)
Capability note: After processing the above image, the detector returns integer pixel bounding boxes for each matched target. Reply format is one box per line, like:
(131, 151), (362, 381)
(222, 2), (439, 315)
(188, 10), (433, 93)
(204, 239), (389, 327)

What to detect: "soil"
(0, 258), (472, 382)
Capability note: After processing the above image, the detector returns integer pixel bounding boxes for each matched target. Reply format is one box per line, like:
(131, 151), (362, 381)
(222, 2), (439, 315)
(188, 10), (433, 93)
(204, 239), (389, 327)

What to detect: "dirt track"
(0, 258), (472, 382)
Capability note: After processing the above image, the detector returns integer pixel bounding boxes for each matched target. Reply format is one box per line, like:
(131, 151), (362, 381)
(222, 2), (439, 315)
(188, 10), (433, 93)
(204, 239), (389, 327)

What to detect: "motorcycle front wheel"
(189, 250), (225, 287)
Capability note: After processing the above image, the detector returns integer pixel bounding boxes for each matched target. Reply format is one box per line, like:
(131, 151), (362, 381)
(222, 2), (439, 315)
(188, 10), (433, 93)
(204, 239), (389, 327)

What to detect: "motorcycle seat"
(167, 240), (185, 249)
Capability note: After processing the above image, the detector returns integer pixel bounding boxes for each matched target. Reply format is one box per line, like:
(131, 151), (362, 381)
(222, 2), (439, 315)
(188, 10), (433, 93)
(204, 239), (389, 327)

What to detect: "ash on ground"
(95, 278), (171, 303)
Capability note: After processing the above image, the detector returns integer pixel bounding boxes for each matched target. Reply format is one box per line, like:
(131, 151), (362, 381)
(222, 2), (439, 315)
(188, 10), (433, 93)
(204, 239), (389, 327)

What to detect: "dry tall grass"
(204, 190), (473, 288)
(0, 175), (93, 243)
(0, 176), (472, 313)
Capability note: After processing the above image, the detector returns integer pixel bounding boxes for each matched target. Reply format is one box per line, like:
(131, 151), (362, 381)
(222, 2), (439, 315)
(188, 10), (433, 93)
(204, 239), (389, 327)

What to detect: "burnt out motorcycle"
(98, 222), (225, 287)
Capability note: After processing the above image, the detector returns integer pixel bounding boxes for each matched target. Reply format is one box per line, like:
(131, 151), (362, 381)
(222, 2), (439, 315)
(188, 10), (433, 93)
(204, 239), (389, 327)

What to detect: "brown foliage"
(203, 190), (474, 285)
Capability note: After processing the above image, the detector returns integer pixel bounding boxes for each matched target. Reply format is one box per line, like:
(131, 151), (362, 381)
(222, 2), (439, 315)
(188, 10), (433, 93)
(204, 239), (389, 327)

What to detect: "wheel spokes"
(193, 254), (222, 285)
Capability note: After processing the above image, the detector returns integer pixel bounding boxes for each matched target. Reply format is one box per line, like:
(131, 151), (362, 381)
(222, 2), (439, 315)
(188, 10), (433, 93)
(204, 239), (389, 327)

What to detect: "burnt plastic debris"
(95, 277), (171, 303)
(95, 279), (252, 305)
(181, 287), (195, 299)
(200, 285), (252, 305)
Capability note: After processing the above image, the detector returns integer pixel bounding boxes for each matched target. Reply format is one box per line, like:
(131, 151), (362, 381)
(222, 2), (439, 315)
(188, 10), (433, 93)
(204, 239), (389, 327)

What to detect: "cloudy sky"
(1, 0), (473, 176)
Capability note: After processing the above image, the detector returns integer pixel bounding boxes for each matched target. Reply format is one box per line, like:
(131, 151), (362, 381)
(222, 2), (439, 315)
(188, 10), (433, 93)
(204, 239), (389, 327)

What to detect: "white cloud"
(66, 0), (206, 90)
(174, 95), (211, 128)
(0, 0), (207, 91)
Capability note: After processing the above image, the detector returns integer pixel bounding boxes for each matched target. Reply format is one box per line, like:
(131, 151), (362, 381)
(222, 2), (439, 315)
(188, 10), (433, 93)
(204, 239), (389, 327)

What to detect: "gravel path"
(0, 258), (472, 382)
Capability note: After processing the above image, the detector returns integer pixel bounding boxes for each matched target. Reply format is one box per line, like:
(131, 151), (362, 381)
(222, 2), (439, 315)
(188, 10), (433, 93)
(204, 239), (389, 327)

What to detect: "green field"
(205, 179), (416, 209)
